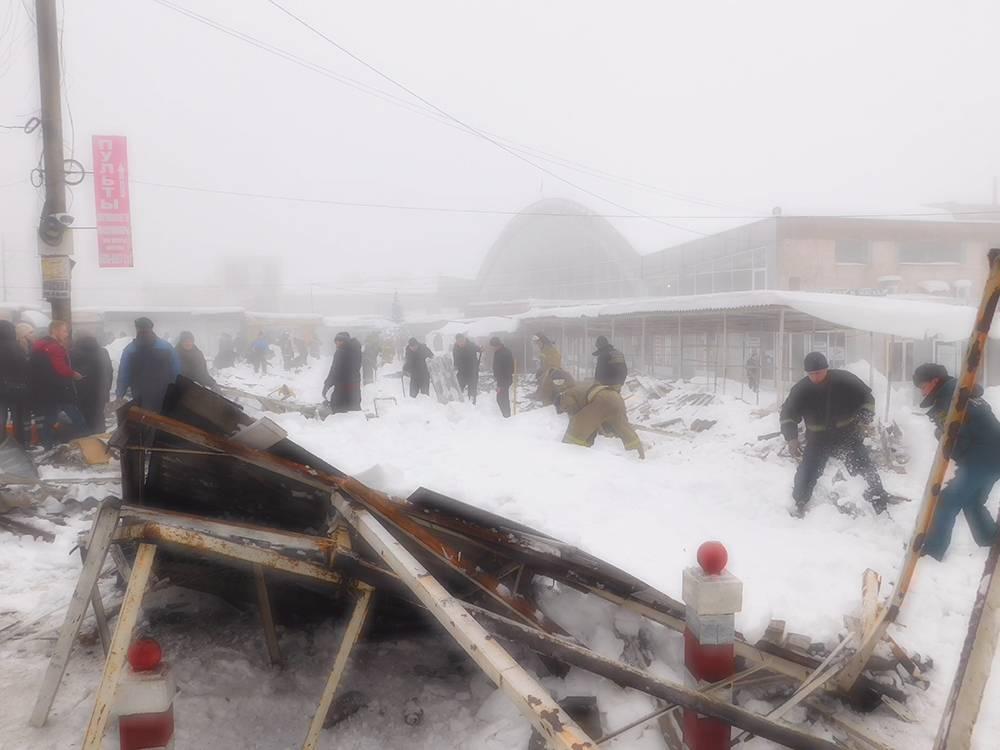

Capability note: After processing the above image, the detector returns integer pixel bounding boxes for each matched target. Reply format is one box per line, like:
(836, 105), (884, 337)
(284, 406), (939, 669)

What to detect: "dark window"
(835, 239), (870, 264)
(899, 240), (960, 264)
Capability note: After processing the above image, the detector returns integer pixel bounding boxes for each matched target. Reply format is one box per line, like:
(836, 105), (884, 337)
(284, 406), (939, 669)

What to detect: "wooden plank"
(933, 541), (1000, 750)
(301, 584), (373, 750)
(78, 546), (111, 656)
(732, 635), (854, 744)
(82, 543), (157, 749)
(841, 249), (1000, 690)
(330, 493), (596, 750)
(30, 500), (121, 728)
(254, 564), (283, 668)
(464, 601), (841, 750)
(860, 569), (881, 639)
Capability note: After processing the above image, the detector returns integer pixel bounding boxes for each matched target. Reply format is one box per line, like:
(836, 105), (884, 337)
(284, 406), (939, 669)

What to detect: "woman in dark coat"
(70, 333), (113, 435)
(0, 320), (29, 444)
(175, 331), (217, 389)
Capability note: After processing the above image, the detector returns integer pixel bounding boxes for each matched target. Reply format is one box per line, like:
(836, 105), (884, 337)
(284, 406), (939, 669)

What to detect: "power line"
(128, 177), (1000, 221)
(263, 0), (706, 236)
(148, 0), (730, 212)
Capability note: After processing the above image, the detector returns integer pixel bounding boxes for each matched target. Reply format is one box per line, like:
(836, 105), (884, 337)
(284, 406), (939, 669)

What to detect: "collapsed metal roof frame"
(29, 379), (891, 749)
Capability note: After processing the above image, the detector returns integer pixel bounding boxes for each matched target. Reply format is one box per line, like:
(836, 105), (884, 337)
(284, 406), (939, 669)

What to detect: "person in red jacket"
(29, 320), (87, 448)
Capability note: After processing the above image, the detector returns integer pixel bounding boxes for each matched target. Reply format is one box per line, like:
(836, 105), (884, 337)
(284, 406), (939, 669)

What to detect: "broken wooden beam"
(330, 492), (596, 750)
(465, 602), (840, 750)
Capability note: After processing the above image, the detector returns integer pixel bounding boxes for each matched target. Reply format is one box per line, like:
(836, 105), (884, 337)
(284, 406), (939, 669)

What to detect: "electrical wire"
(147, 0), (731, 213)
(128, 177), (1000, 221)
(153, 0), (725, 214)
(265, 0), (709, 236)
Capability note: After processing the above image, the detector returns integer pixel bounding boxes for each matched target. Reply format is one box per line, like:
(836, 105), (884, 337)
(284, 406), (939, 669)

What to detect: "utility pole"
(34, 0), (73, 326)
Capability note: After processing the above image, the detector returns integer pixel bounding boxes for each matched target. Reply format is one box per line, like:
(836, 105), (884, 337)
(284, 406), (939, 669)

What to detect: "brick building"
(640, 216), (1000, 302)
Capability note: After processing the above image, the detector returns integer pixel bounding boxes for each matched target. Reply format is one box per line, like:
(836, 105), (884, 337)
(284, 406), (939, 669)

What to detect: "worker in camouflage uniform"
(533, 333), (567, 406)
(913, 363), (1000, 560)
(780, 352), (888, 516)
(555, 381), (645, 459)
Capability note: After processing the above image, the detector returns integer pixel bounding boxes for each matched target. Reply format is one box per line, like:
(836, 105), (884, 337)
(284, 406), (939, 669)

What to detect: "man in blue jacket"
(116, 317), (181, 414)
(914, 363), (1000, 560)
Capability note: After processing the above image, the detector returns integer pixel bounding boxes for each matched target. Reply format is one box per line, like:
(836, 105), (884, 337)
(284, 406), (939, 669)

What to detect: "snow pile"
(3, 357), (1000, 748)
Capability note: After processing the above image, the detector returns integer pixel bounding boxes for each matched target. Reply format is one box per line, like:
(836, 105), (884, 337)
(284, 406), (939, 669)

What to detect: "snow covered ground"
(2, 355), (999, 748)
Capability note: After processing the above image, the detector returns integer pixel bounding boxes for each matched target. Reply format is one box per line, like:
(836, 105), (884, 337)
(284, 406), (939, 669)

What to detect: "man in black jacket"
(175, 331), (217, 390)
(323, 331), (362, 413)
(0, 320), (29, 445)
(403, 337), (433, 398)
(490, 337), (514, 418)
(780, 352), (888, 515)
(71, 334), (113, 435)
(593, 335), (627, 390)
(914, 363), (1000, 560)
(453, 333), (482, 404)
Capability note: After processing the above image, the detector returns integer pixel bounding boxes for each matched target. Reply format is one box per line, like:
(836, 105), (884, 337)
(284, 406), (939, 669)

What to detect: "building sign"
(41, 255), (71, 299)
(92, 135), (133, 268)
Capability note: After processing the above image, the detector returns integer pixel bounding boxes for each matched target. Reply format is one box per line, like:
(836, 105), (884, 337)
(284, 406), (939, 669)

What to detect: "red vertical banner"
(92, 135), (134, 268)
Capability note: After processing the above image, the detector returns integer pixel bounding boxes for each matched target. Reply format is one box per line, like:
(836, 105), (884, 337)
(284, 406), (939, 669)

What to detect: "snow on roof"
(516, 289), (991, 342)
(917, 280), (951, 294)
(245, 311), (324, 322)
(74, 306), (245, 316)
(321, 315), (398, 330)
(430, 316), (519, 340)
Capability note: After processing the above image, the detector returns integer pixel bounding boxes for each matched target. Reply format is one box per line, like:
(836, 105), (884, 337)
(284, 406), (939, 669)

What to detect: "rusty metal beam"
(465, 603), (841, 750)
(124, 407), (565, 636)
(116, 523), (344, 588)
(330, 492), (595, 750)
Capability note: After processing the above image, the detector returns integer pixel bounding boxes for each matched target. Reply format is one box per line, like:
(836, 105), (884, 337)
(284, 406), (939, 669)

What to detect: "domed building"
(476, 198), (643, 303)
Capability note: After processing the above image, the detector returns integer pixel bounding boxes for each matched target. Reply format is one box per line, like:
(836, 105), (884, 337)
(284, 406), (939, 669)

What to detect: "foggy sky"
(1, 0), (999, 305)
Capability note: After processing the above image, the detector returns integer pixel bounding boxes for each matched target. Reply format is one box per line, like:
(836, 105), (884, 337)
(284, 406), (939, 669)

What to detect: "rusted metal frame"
(115, 523), (345, 589)
(402, 503), (659, 601)
(82, 543), (157, 749)
(30, 500), (122, 728)
(840, 248), (1000, 692)
(465, 602), (841, 750)
(933, 540), (1000, 750)
(331, 492), (595, 749)
(122, 446), (231, 457)
(123, 407), (565, 635)
(301, 583), (374, 750)
(119, 504), (337, 559)
(254, 564), (284, 668)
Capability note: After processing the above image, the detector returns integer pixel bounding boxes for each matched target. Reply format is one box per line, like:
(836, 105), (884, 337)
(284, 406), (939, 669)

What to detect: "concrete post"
(682, 542), (743, 750)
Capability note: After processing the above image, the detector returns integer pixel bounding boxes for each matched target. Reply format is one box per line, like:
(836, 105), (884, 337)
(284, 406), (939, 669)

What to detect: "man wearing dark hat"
(452, 333), (482, 404)
(780, 352), (887, 515)
(593, 335), (627, 390)
(323, 331), (362, 413)
(402, 337), (434, 398)
(116, 317), (181, 414)
(490, 336), (514, 418)
(913, 363), (1000, 559)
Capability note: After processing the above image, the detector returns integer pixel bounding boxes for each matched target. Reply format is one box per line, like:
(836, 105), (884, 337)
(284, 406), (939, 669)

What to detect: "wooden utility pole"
(34, 0), (73, 326)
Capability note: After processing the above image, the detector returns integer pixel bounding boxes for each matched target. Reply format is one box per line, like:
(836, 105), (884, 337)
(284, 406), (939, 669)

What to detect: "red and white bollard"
(115, 639), (176, 750)
(681, 541), (742, 750)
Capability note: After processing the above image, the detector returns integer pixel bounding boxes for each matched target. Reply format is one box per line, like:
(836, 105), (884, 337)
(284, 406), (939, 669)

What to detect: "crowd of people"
(3, 313), (992, 561)
(0, 317), (227, 451)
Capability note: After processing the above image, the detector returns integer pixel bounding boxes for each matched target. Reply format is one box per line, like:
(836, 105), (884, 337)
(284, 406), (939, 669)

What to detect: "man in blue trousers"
(914, 363), (1000, 560)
